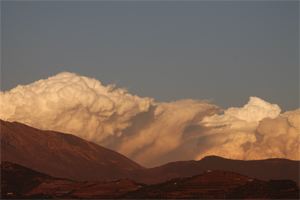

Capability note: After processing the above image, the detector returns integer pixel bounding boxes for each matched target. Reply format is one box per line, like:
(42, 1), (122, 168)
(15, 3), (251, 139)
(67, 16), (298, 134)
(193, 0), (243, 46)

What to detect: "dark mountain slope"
(198, 155), (299, 183)
(135, 155), (299, 184)
(1, 120), (145, 182)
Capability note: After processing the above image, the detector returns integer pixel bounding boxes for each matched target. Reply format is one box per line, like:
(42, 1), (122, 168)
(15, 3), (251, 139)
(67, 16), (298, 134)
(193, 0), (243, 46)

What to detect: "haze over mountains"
(1, 120), (299, 185)
(1, 72), (299, 167)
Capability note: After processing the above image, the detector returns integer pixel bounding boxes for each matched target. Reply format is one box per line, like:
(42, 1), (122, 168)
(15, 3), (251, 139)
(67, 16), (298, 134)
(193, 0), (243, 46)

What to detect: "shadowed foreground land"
(1, 162), (299, 199)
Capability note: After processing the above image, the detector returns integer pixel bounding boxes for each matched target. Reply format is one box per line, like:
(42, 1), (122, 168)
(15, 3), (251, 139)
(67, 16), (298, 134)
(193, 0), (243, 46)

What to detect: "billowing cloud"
(244, 108), (299, 160)
(0, 72), (220, 167)
(116, 100), (219, 167)
(1, 72), (299, 167)
(196, 97), (299, 161)
(1, 72), (154, 142)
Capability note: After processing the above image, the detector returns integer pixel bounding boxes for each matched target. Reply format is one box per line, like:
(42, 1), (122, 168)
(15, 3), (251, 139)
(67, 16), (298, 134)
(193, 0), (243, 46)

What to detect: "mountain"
(1, 120), (299, 185)
(198, 155), (299, 183)
(1, 120), (145, 182)
(136, 155), (299, 184)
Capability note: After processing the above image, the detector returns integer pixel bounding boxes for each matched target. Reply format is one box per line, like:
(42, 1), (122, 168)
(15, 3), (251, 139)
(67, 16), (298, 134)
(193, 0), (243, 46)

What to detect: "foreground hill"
(1, 120), (145, 181)
(1, 162), (72, 199)
(1, 162), (144, 199)
(2, 162), (299, 199)
(1, 120), (299, 184)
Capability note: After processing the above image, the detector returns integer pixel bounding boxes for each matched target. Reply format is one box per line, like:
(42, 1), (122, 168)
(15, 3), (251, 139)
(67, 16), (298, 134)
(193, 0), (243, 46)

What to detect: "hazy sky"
(2, 1), (299, 112)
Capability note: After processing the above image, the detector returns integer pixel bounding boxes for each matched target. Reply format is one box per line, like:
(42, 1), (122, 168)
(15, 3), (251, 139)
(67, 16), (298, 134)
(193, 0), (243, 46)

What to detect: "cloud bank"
(1, 72), (299, 167)
(197, 97), (299, 161)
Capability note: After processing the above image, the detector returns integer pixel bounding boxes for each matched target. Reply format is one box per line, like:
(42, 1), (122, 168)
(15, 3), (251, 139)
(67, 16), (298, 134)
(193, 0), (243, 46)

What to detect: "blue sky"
(2, 1), (299, 112)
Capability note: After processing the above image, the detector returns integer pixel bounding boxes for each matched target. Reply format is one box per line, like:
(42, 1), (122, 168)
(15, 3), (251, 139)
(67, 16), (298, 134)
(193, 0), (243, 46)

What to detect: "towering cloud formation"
(1, 72), (299, 167)
(0, 72), (220, 167)
(245, 108), (299, 160)
(197, 98), (299, 161)
(1, 72), (154, 142)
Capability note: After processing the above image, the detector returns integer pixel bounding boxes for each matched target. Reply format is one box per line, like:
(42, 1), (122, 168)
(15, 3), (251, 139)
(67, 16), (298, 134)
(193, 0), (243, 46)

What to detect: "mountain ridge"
(1, 119), (299, 184)
(1, 119), (145, 182)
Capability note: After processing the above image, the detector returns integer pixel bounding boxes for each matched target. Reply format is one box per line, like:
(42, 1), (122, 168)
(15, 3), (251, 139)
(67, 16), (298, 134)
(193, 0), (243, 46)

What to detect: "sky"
(1, 1), (299, 112)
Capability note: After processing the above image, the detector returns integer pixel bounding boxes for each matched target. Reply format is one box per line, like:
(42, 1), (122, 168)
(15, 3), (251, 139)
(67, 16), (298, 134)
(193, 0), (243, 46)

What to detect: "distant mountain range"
(1, 119), (299, 185)
(137, 154), (299, 184)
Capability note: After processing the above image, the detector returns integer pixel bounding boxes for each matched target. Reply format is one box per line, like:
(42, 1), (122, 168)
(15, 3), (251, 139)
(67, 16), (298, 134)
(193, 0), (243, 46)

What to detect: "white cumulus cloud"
(196, 97), (299, 161)
(244, 108), (299, 160)
(1, 72), (299, 167)
(0, 72), (221, 167)
(0, 72), (154, 142)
